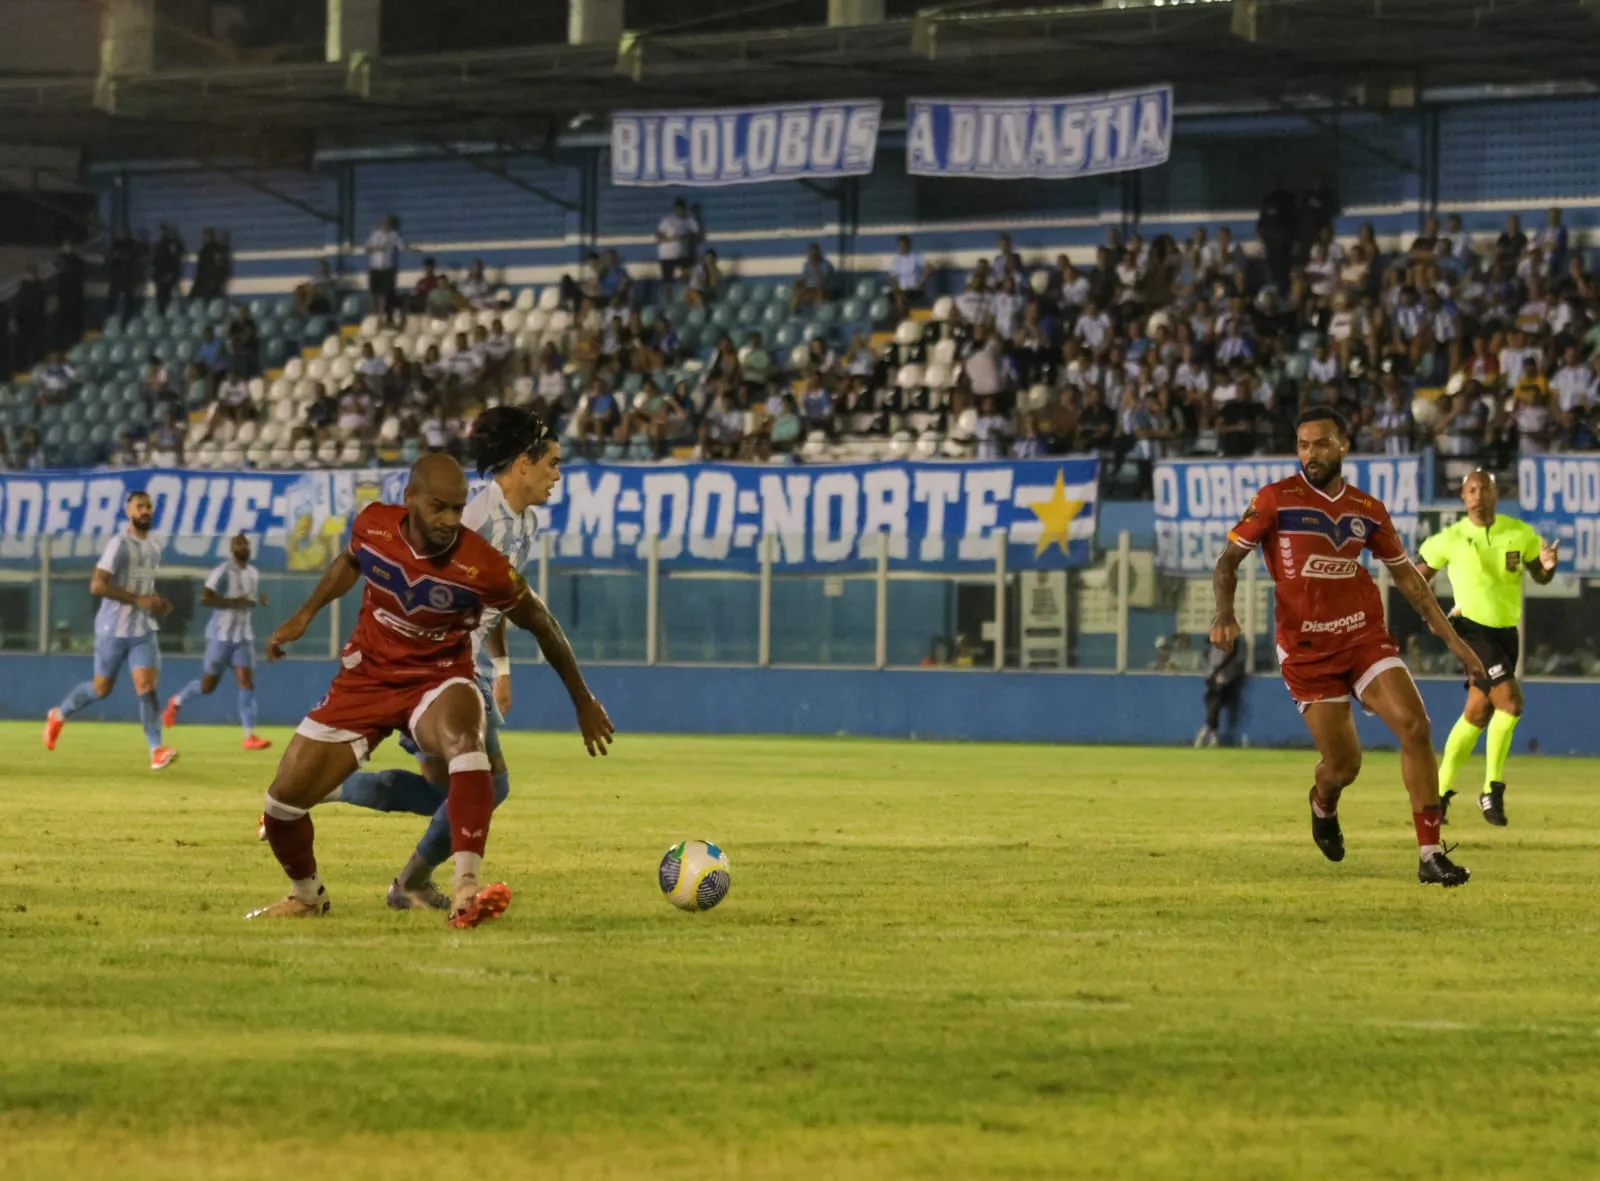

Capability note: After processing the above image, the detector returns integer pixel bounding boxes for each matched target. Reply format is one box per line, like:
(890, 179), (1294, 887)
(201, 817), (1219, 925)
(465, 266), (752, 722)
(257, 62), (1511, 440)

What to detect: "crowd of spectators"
(6, 189), (1600, 479)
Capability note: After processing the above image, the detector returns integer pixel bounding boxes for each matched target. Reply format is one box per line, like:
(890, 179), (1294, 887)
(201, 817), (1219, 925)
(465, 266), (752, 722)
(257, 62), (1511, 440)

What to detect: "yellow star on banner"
(1027, 470), (1086, 558)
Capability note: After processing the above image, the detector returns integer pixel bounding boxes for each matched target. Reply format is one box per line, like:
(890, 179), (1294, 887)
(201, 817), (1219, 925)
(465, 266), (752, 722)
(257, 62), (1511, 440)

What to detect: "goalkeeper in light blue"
(285, 406), (561, 911)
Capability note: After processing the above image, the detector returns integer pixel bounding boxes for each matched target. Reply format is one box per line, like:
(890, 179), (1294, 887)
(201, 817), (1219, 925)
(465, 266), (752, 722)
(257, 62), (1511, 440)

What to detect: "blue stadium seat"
(761, 304), (785, 328)
(101, 314), (124, 340)
(639, 306), (659, 328)
(247, 298), (271, 320)
(685, 307), (710, 330)
(663, 303), (689, 328)
(66, 422), (88, 446)
(773, 324), (800, 350)
(769, 283), (792, 305)
(854, 277), (883, 302)
(676, 326), (701, 354)
(42, 423), (64, 447)
(206, 298), (228, 322)
(736, 303), (761, 327)
(338, 294), (366, 321)
(1296, 331), (1321, 353)
(867, 296), (890, 323)
(812, 302), (840, 326)
(839, 298), (865, 322)
(621, 371), (645, 397)
(280, 316), (305, 341)
(711, 306), (737, 330)
(263, 338), (291, 368)
(304, 315), (331, 340)
(123, 319), (148, 343)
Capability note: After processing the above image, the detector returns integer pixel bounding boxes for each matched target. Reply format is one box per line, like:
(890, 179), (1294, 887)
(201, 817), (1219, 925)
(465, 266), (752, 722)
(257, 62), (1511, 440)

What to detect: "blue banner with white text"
(1515, 456), (1600, 573)
(0, 459), (1100, 573)
(610, 101), (882, 187)
(1153, 457), (1423, 574)
(906, 86), (1173, 179)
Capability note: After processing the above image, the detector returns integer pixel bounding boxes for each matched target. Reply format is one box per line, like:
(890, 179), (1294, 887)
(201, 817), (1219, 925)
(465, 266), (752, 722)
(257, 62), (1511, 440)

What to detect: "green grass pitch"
(3, 721), (1599, 1180)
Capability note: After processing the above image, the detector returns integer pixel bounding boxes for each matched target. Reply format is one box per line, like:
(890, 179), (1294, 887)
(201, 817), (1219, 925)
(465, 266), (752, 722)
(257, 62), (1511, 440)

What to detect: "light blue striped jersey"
(94, 531), (162, 639)
(203, 560), (260, 643)
(460, 478), (540, 664)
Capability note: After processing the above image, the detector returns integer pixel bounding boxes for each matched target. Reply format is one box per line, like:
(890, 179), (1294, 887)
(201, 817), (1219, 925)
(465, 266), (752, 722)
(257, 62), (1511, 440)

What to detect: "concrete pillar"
(99, 0), (154, 76)
(569, 0), (624, 46)
(828, 0), (885, 27)
(327, 0), (381, 63)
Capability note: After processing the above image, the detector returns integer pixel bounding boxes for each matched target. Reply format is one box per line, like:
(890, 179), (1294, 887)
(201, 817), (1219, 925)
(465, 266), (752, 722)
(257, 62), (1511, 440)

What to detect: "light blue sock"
(137, 691), (162, 751)
(415, 771), (510, 869)
(57, 681), (98, 719)
(238, 688), (258, 737)
(174, 678), (205, 707)
(336, 769), (444, 816)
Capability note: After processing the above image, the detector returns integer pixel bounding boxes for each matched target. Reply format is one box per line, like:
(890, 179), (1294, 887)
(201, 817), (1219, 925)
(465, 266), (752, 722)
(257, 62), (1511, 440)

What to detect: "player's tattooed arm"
(1209, 543), (1248, 651)
(484, 617), (512, 716)
(267, 551), (360, 659)
(1412, 561), (1437, 583)
(506, 589), (615, 756)
(1389, 560), (1489, 684)
(90, 567), (170, 615)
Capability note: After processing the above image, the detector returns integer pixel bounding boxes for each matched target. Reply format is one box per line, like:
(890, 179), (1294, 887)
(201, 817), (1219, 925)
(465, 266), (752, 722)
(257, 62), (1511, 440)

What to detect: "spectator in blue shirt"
(791, 243), (834, 314)
(195, 327), (227, 377)
(888, 235), (926, 318)
(598, 249), (631, 301)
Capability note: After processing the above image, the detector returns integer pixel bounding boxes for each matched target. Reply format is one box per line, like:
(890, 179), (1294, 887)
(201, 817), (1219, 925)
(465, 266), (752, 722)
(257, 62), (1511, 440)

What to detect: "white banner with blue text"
(610, 101), (882, 187)
(1516, 455), (1600, 573)
(1153, 457), (1422, 575)
(906, 86), (1173, 180)
(0, 459), (1099, 573)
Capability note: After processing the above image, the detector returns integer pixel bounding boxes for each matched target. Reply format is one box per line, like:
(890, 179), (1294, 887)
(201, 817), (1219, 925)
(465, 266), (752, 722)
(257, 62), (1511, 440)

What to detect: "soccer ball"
(658, 840), (731, 912)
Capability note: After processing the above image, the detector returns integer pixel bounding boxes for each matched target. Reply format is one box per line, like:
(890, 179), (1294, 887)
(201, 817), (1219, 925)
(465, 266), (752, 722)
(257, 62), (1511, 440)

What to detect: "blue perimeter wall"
(7, 656), (1599, 756)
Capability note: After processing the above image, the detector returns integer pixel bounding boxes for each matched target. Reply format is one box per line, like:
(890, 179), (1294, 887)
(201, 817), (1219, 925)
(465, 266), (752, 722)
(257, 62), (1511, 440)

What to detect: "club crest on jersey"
(1277, 506), (1378, 551)
(356, 546), (482, 616)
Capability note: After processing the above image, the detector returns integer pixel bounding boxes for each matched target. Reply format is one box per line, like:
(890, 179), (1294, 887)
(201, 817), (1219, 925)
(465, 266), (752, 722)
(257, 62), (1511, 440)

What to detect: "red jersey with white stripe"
(344, 503), (527, 682)
(1226, 473), (1410, 658)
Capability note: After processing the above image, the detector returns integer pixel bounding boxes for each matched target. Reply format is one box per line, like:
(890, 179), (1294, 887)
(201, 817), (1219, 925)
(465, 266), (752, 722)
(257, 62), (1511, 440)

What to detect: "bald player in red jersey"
(251, 452), (614, 927)
(1211, 407), (1487, 886)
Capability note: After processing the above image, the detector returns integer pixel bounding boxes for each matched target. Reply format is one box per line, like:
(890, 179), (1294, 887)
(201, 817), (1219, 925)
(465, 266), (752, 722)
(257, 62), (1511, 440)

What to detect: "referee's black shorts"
(1451, 615), (1519, 692)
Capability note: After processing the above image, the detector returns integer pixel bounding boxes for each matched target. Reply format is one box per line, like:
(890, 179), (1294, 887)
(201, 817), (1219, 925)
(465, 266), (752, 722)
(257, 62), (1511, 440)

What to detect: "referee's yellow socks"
(1438, 715), (1484, 796)
(1485, 711), (1519, 787)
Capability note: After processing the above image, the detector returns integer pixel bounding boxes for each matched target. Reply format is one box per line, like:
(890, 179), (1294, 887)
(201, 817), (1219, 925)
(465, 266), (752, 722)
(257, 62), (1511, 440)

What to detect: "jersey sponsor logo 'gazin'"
(1300, 555), (1362, 579)
(1301, 610), (1367, 634)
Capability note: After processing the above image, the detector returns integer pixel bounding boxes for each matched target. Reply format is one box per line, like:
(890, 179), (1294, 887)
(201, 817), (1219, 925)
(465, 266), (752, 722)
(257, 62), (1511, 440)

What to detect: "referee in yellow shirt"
(1415, 471), (1558, 826)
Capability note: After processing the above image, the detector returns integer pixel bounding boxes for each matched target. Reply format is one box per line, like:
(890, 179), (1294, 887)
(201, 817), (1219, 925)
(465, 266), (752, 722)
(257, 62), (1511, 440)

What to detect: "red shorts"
(298, 657), (480, 764)
(1275, 633), (1410, 714)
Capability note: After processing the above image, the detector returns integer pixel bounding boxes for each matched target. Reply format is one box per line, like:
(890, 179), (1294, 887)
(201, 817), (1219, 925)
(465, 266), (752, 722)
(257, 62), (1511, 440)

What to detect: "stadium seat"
(812, 302), (840, 326)
(724, 281), (749, 306)
(1297, 331), (1321, 352)
(769, 283), (792, 305)
(788, 344), (810, 370)
(101, 314), (124, 340)
(306, 359), (329, 383)
(894, 319), (923, 346)
(378, 416), (401, 444)
(219, 445), (245, 468)
(514, 288), (536, 312)
(338, 438), (364, 465)
(399, 438), (421, 464)
(1026, 384), (1051, 412)
(358, 315), (381, 339)
(245, 443), (271, 467)
(896, 363), (925, 391)
(271, 399), (296, 426)
(329, 357), (354, 384)
(338, 294), (365, 322)
(304, 316), (331, 340)
(502, 309), (525, 334)
(315, 438), (339, 465)
(712, 306), (738, 330)
(854, 277), (882, 302)
(930, 338), (958, 368)
(932, 296), (956, 322)
(923, 361), (951, 390)
(281, 355), (305, 381)
(685, 307), (710, 330)
(868, 296), (890, 323)
(320, 335), (342, 359)
(546, 309), (572, 335)
(839, 298), (865, 322)
(1285, 354), (1309, 381)
(537, 287), (561, 312)
(761, 304), (785, 328)
(525, 308), (551, 335)
(773, 324), (800, 351)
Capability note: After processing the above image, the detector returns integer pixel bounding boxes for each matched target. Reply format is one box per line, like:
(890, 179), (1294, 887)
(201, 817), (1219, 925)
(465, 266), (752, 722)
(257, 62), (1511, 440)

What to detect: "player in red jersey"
(1210, 408), (1487, 886)
(248, 451), (614, 927)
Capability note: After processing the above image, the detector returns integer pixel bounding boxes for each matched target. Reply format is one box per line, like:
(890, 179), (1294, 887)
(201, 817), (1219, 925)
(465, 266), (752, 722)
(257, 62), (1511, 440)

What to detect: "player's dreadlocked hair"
(469, 405), (553, 477)
(1296, 405), (1349, 440)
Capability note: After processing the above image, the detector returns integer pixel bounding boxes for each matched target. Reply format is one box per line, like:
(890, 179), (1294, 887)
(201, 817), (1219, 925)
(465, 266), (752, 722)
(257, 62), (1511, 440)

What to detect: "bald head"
(409, 451), (468, 501)
(405, 452), (470, 553)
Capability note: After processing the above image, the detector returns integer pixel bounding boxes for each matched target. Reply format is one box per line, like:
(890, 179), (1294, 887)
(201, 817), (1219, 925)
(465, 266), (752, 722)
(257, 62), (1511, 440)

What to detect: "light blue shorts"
(94, 633), (159, 682)
(398, 671), (503, 762)
(202, 638), (255, 677)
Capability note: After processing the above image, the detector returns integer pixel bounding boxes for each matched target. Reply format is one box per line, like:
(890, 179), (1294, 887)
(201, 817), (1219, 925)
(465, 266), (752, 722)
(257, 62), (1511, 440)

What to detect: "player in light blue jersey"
(305, 406), (564, 909)
(162, 532), (273, 751)
(44, 490), (180, 769)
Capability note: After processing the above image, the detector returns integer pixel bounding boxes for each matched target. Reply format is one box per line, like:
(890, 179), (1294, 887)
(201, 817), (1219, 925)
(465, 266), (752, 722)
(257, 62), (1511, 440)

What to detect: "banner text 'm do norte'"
(1153, 457), (1423, 574)
(610, 101), (882, 187)
(0, 458), (1100, 574)
(906, 86), (1172, 180)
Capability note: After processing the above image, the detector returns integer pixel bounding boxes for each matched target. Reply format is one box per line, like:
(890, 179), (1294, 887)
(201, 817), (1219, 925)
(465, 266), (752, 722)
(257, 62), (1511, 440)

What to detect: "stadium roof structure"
(3, 0), (1600, 162)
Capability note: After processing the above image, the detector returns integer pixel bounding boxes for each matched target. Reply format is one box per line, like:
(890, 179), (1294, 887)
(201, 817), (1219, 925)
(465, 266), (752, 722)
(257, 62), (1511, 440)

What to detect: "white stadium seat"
(895, 363), (925, 391)
(537, 286), (561, 312)
(306, 359), (328, 382)
(894, 319), (923, 346)
(338, 438), (365, 465)
(1027, 384), (1051, 412)
(315, 439), (340, 465)
(931, 338), (958, 368)
(329, 357), (354, 383)
(923, 362), (951, 390)
(440, 337), (458, 359)
(546, 309), (571, 335)
(282, 356), (305, 381)
(234, 420), (259, 446)
(526, 308), (550, 333)
(358, 315), (380, 339)
(1030, 270), (1051, 295)
(257, 421), (283, 446)
(476, 309), (497, 330)
(272, 399), (296, 425)
(291, 438), (314, 464)
(245, 444), (271, 467)
(267, 448), (292, 469)
(219, 446), (245, 468)
(320, 334), (343, 359)
(453, 312), (476, 336)
(515, 288), (536, 311)
(501, 309), (525, 334)
(248, 377), (266, 403)
(931, 296), (955, 322)
(378, 416), (402, 444)
(268, 378), (291, 403)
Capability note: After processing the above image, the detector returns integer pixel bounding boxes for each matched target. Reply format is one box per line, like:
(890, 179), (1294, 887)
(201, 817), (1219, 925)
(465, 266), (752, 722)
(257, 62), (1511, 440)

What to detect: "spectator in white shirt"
(993, 233), (1022, 282)
(1551, 345), (1597, 444)
(1374, 389), (1412, 456)
(965, 338), (1006, 398)
(457, 258), (493, 309)
(972, 395), (1011, 460)
(1057, 259), (1089, 311)
(656, 199), (699, 284)
(355, 341), (390, 397)
(212, 373), (253, 425)
(1307, 342), (1339, 386)
(1513, 390), (1554, 454)
(990, 276), (1024, 340)
(887, 235), (926, 317)
(447, 331), (485, 390)
(1440, 214), (1472, 261)
(366, 214), (408, 323)
(1074, 301), (1111, 351)
(1497, 329), (1541, 389)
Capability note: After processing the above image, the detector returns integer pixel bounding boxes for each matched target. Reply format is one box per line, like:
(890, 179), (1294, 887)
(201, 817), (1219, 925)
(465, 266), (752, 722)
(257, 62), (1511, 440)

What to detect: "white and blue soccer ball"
(658, 840), (731, 912)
